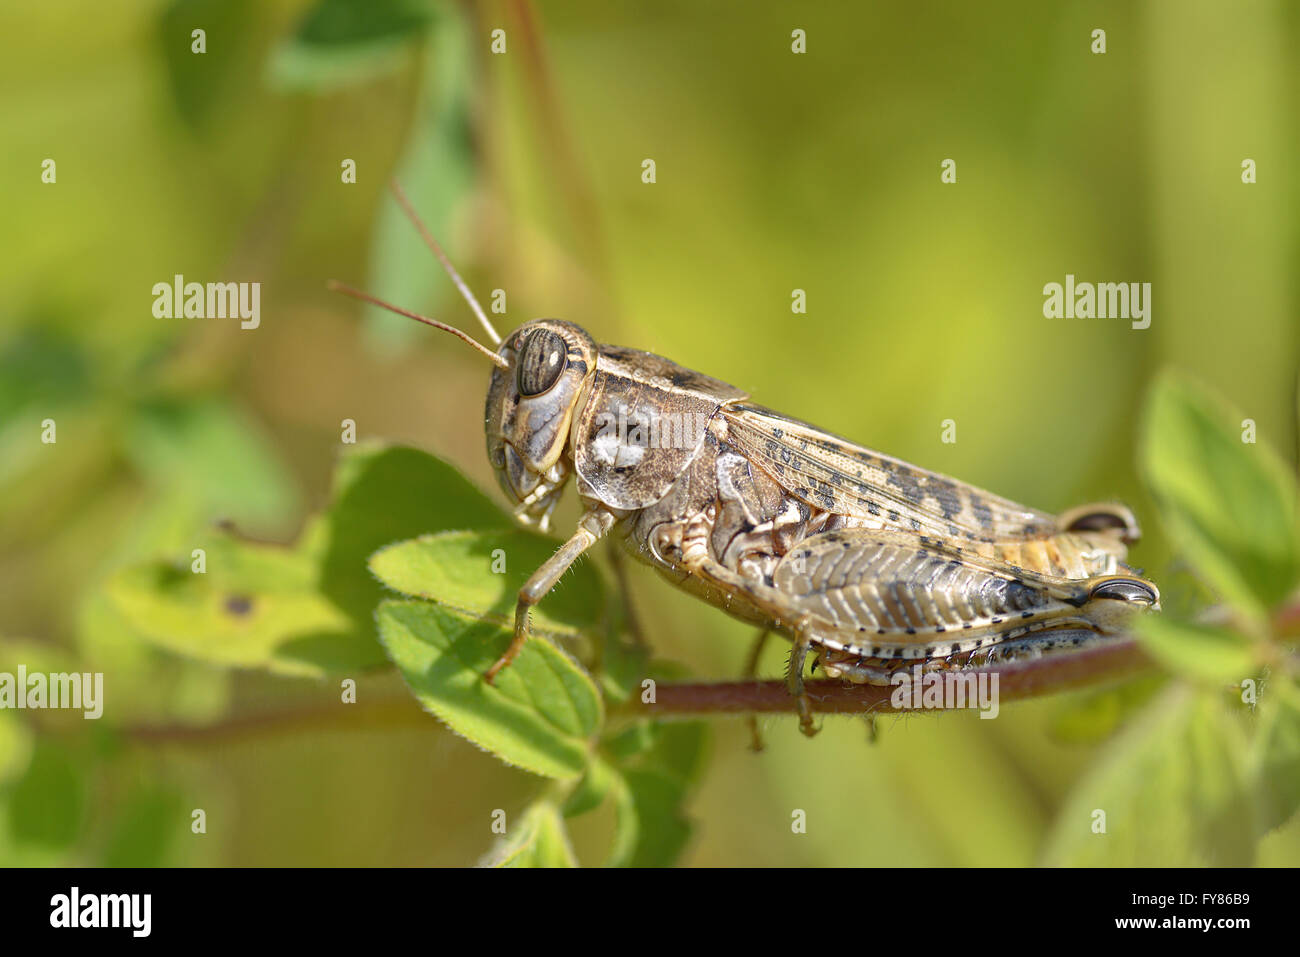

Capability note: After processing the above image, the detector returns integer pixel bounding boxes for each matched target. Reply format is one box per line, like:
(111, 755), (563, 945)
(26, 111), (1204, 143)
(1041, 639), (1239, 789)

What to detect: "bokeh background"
(1, 0), (1297, 866)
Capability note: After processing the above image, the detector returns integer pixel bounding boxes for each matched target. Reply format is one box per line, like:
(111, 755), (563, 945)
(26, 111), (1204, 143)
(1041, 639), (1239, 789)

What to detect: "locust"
(332, 184), (1160, 736)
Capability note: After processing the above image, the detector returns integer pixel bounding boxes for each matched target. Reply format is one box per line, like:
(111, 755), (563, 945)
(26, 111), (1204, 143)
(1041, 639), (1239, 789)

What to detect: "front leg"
(484, 509), (613, 684)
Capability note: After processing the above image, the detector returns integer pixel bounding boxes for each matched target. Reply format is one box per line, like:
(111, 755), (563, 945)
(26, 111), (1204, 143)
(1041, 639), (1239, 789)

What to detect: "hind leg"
(787, 631), (818, 738)
(679, 545), (827, 737)
(744, 628), (771, 751)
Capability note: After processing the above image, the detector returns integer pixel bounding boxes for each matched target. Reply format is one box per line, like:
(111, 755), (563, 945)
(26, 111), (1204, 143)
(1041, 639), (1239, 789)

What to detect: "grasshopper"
(333, 185), (1160, 736)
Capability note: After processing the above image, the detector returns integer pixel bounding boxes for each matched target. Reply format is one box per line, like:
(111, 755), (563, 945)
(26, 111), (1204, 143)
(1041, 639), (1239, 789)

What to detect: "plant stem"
(619, 639), (1152, 718)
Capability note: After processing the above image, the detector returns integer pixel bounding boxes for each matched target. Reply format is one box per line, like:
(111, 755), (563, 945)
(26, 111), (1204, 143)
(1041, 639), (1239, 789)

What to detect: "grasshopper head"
(485, 319), (597, 531)
(329, 184), (599, 532)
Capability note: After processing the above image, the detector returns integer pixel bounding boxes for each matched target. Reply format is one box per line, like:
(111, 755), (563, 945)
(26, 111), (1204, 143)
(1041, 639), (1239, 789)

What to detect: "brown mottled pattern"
(772, 533), (1080, 644)
(558, 352), (1156, 678)
(721, 404), (1057, 542)
(571, 345), (748, 511)
(597, 345), (748, 405)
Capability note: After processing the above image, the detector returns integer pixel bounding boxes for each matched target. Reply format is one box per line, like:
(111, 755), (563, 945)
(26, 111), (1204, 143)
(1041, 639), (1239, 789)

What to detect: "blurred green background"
(1, 0), (1297, 866)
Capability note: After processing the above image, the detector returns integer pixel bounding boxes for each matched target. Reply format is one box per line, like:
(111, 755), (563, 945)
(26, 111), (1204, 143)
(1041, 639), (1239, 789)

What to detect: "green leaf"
(562, 759), (619, 819)
(102, 784), (185, 867)
(0, 329), (93, 482)
(602, 722), (707, 867)
(1140, 374), (1300, 616)
(369, 530), (606, 639)
(318, 443), (507, 630)
(377, 600), (602, 779)
(1043, 686), (1256, 866)
(125, 397), (299, 535)
(95, 444), (512, 677)
(6, 742), (87, 851)
(1252, 682), (1300, 834)
(0, 329), (93, 424)
(267, 0), (437, 92)
(103, 534), (355, 678)
(76, 591), (231, 726)
(1135, 616), (1260, 684)
(483, 801), (578, 868)
(606, 768), (694, 868)
(599, 594), (653, 704)
(158, 0), (263, 127)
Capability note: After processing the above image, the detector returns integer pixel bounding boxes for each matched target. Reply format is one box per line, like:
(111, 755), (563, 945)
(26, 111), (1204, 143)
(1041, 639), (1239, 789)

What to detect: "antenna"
(327, 281), (508, 370)
(389, 179), (502, 346)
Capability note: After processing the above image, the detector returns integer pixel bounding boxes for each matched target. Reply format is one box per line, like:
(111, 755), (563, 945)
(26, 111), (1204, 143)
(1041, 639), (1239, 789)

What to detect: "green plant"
(1040, 372), (1300, 865)
(2, 0), (1296, 868)
(84, 442), (702, 865)
(56, 372), (1295, 866)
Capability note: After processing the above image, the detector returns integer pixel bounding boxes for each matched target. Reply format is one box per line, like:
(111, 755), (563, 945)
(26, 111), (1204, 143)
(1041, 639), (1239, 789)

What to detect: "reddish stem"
(626, 640), (1153, 717)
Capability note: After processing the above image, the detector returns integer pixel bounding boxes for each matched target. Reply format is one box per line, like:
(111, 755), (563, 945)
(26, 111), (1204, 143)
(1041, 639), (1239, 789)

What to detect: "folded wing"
(720, 403), (1057, 543)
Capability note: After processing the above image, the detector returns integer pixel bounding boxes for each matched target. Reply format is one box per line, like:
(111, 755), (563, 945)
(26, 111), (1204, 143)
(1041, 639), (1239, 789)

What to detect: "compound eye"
(517, 329), (568, 397)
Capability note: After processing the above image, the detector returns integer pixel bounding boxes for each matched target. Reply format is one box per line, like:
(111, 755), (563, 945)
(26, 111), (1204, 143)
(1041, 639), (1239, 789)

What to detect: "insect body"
(335, 186), (1160, 735)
